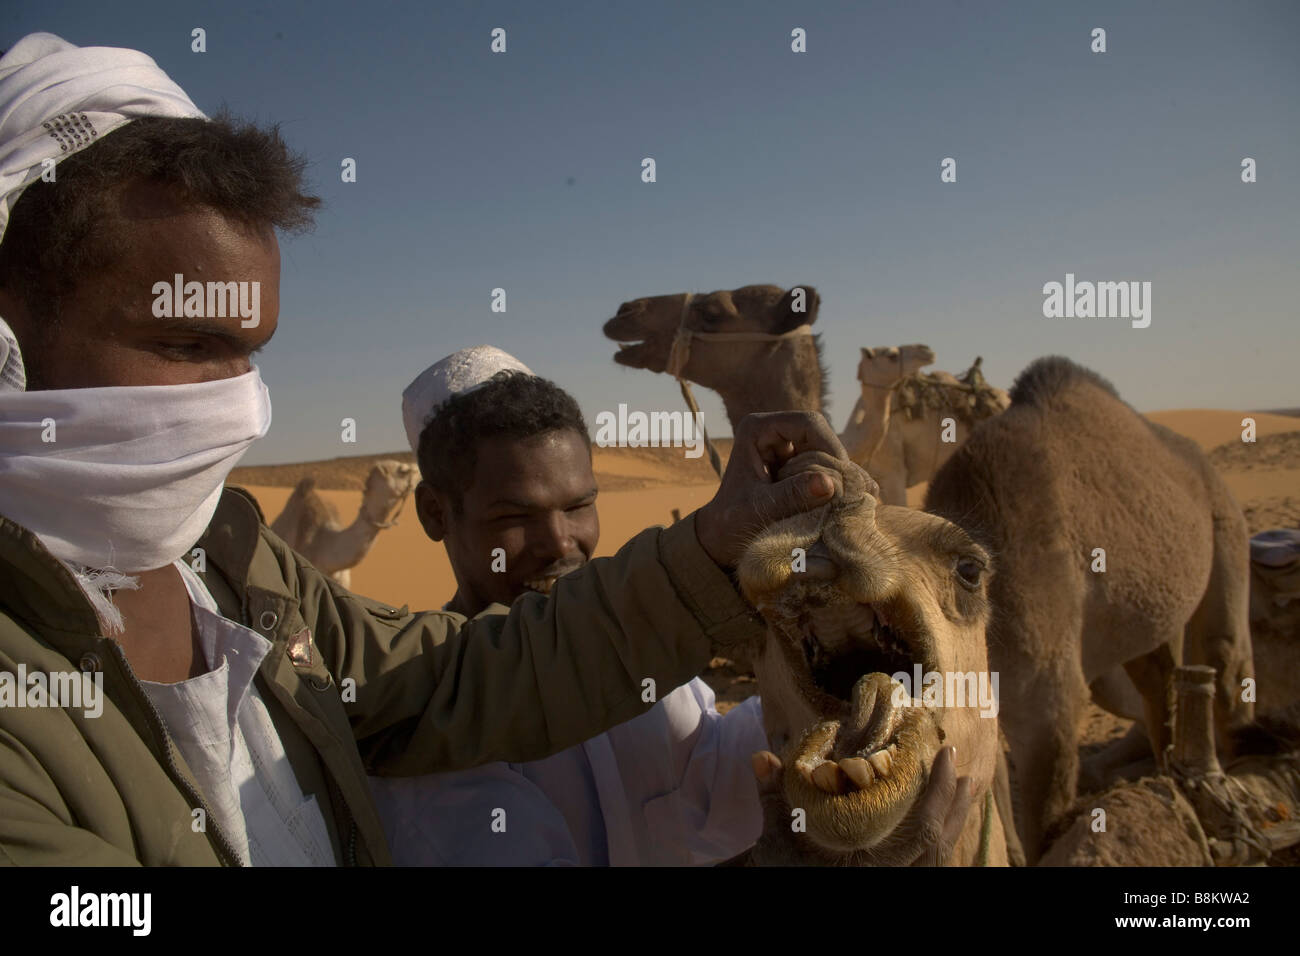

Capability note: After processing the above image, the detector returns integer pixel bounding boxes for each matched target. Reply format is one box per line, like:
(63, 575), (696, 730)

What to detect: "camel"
(733, 451), (1009, 865)
(924, 356), (1256, 862)
(603, 282), (828, 431)
(1081, 528), (1300, 792)
(840, 345), (936, 470)
(843, 346), (1011, 505)
(270, 460), (417, 589)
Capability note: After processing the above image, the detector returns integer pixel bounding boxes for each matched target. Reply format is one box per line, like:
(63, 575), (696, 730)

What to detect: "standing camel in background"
(271, 460), (417, 588)
(840, 344), (936, 479)
(844, 346), (1010, 505)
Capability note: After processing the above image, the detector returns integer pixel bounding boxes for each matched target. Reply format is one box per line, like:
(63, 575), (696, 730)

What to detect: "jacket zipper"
(106, 642), (246, 867)
(324, 772), (359, 866)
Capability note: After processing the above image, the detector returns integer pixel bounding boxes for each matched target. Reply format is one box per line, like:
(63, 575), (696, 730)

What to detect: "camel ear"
(774, 285), (819, 331)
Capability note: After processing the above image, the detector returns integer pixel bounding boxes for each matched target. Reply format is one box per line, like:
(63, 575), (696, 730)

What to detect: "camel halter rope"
(858, 373), (983, 479)
(665, 292), (815, 482)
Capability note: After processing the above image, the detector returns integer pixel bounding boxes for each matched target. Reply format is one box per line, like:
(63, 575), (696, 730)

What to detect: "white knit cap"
(401, 346), (533, 454)
(0, 32), (207, 391)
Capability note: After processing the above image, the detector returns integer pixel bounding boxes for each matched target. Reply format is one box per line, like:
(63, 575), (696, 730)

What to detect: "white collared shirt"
(137, 561), (337, 866)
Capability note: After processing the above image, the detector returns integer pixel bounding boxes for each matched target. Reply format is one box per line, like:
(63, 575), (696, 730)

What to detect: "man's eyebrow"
(489, 487), (599, 512)
(569, 487), (599, 506)
(143, 315), (272, 348)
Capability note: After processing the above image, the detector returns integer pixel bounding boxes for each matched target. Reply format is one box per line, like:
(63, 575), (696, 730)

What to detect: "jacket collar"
(0, 485), (283, 644)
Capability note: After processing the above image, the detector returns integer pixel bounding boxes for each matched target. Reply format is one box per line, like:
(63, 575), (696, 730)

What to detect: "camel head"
(737, 452), (998, 861)
(856, 343), (936, 389)
(361, 460), (418, 527)
(603, 284), (820, 390)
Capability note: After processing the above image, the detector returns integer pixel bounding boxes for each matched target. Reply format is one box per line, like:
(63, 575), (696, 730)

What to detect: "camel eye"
(954, 555), (984, 590)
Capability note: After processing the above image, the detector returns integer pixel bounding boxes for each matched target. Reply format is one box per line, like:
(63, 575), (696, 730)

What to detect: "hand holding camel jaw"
(736, 452), (1006, 865)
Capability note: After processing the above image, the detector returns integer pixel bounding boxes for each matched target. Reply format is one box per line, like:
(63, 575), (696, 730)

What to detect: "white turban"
(0, 32), (207, 391)
(401, 346), (533, 454)
(0, 32), (206, 246)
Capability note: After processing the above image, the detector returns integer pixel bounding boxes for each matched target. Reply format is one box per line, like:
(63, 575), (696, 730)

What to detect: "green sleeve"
(291, 513), (765, 774)
(0, 728), (142, 866)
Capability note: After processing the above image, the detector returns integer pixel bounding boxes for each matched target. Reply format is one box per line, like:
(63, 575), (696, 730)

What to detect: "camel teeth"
(811, 761), (849, 794)
(795, 758), (817, 787)
(867, 749), (894, 779)
(838, 757), (875, 790)
(887, 743), (898, 756)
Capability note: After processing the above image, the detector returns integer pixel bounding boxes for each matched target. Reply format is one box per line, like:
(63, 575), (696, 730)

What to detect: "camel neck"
(713, 339), (823, 429)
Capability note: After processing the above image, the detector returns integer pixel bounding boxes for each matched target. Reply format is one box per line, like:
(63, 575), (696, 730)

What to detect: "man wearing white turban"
(0, 34), (971, 866)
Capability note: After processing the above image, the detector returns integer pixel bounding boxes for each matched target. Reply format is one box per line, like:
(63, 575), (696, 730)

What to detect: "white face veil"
(0, 369), (273, 573)
(0, 35), (268, 625)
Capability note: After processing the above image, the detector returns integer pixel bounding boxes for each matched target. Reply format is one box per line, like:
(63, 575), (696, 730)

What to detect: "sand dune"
(1145, 409), (1300, 451)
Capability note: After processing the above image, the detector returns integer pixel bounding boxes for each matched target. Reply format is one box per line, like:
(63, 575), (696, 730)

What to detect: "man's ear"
(415, 480), (450, 542)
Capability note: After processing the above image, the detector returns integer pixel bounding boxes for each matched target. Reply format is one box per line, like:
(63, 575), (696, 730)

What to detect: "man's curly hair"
(416, 371), (590, 514)
(0, 109), (320, 325)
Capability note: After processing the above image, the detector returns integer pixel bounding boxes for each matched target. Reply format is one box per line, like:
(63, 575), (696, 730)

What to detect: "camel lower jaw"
(782, 672), (943, 853)
(612, 345), (642, 368)
(611, 341), (665, 372)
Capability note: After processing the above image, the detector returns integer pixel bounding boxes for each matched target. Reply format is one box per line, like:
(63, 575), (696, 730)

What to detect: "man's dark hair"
(416, 371), (590, 513)
(0, 109), (320, 323)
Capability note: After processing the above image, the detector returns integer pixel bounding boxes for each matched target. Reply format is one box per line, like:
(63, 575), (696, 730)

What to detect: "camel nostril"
(801, 541), (838, 581)
(803, 556), (838, 580)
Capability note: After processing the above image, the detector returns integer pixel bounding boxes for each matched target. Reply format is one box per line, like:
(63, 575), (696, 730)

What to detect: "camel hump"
(1009, 356), (1120, 408)
(271, 474), (337, 550)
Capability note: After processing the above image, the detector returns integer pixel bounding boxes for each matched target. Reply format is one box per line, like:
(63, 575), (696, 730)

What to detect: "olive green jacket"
(0, 487), (764, 865)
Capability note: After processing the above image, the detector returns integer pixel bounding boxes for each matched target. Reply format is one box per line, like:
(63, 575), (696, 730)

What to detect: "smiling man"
(368, 349), (767, 865)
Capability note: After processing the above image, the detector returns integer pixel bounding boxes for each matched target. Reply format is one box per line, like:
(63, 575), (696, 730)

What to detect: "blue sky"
(10, 0), (1299, 465)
